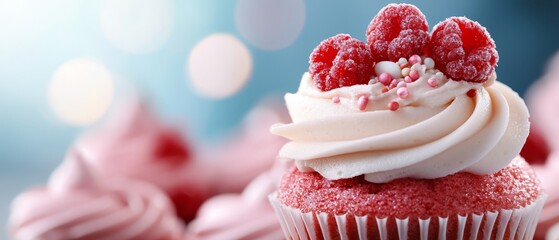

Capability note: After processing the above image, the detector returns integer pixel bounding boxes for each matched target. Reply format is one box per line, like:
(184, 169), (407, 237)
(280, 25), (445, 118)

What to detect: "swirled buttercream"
(75, 95), (213, 221)
(271, 64), (529, 183)
(186, 162), (288, 240)
(8, 150), (184, 240)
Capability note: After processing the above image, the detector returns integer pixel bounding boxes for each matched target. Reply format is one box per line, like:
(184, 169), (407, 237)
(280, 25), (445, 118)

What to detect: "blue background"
(1, 0), (559, 235)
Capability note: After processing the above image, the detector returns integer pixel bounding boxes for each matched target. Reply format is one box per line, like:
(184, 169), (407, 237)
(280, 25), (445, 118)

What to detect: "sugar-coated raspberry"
(309, 34), (375, 91)
(428, 17), (498, 82)
(366, 4), (429, 62)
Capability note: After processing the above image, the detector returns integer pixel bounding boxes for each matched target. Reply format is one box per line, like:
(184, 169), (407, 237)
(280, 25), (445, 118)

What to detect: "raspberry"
(309, 34), (374, 91)
(154, 130), (190, 163)
(428, 17), (498, 82)
(366, 4), (429, 62)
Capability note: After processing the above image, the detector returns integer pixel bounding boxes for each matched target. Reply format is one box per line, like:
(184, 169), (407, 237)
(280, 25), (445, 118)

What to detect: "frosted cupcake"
(186, 161), (288, 240)
(8, 149), (184, 240)
(76, 96), (211, 221)
(523, 52), (559, 239)
(270, 4), (545, 239)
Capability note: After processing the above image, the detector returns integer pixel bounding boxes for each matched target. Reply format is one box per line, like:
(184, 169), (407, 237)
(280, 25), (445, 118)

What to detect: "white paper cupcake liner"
(269, 193), (546, 240)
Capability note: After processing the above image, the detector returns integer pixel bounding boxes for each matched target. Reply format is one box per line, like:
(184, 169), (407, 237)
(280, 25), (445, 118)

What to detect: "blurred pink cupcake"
(525, 52), (559, 153)
(8, 150), (184, 240)
(186, 161), (289, 240)
(200, 98), (289, 194)
(532, 152), (559, 239)
(524, 52), (559, 239)
(76, 96), (211, 222)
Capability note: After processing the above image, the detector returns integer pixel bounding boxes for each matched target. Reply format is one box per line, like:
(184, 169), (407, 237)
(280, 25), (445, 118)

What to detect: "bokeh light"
(100, 0), (174, 54)
(235, 0), (305, 50)
(48, 58), (114, 126)
(187, 33), (252, 99)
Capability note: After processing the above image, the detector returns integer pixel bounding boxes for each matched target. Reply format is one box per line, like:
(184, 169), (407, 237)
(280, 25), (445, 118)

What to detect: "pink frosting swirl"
(186, 161), (289, 240)
(76, 96), (212, 220)
(9, 150), (184, 240)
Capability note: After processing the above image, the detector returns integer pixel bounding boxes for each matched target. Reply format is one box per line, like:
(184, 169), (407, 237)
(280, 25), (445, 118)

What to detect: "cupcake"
(186, 161), (289, 240)
(8, 149), (184, 240)
(269, 4), (545, 239)
(523, 52), (559, 239)
(76, 95), (211, 222)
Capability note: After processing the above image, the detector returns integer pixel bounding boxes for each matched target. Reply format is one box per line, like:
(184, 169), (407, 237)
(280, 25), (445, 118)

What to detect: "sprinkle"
(368, 78), (377, 85)
(401, 67), (410, 77)
(388, 101), (399, 111)
(332, 96), (340, 103)
(409, 70), (420, 81)
(358, 95), (369, 111)
(424, 57), (435, 69)
(467, 89), (477, 98)
(397, 81), (407, 88)
(408, 54), (421, 65)
(389, 80), (398, 89)
(435, 72), (444, 79)
(399, 63), (410, 69)
(427, 77), (439, 88)
(404, 76), (413, 83)
(397, 87), (409, 99)
(378, 73), (392, 85)
(381, 86), (389, 93)
(398, 57), (408, 65)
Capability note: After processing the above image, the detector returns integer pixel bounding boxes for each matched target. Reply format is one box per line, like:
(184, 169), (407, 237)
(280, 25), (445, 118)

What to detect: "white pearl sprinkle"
(374, 61), (402, 78)
(424, 57), (435, 69)
(435, 72), (444, 80)
(401, 67), (410, 77)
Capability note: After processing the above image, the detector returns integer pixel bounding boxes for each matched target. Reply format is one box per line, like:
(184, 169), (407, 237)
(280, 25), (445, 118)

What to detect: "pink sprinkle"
(400, 63), (410, 69)
(397, 87), (409, 99)
(467, 89), (477, 98)
(388, 101), (399, 111)
(397, 81), (407, 88)
(332, 96), (340, 103)
(358, 95), (369, 111)
(404, 76), (413, 83)
(409, 70), (420, 81)
(381, 86), (389, 93)
(378, 73), (392, 85)
(408, 55), (422, 65)
(389, 81), (398, 89)
(427, 77), (439, 88)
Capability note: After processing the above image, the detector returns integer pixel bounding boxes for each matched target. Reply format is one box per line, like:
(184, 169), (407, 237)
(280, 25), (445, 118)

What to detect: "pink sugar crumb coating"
(278, 157), (540, 218)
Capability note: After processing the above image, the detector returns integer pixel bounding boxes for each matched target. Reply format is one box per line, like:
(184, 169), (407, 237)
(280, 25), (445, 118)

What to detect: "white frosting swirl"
(271, 67), (529, 183)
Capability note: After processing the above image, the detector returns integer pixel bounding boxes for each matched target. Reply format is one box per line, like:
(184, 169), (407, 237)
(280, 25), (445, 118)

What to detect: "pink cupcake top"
(186, 161), (289, 240)
(526, 55), (559, 151)
(8, 150), (184, 240)
(76, 96), (211, 195)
